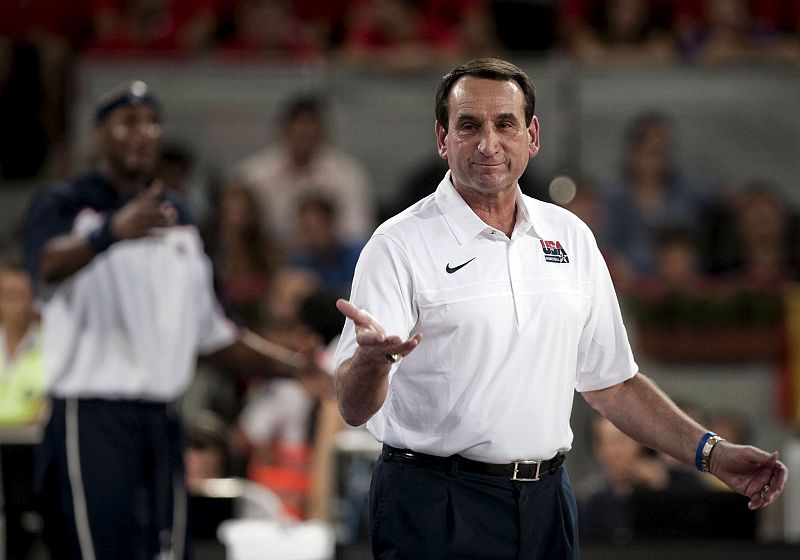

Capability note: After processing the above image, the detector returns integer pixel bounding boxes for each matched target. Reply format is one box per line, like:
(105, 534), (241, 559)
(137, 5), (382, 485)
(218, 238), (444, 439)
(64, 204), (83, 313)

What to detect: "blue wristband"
(694, 432), (716, 472)
(87, 216), (118, 254)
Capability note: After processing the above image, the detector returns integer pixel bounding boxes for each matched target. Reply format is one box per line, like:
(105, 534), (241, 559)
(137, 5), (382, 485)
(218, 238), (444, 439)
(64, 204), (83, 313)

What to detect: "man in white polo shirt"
(334, 58), (788, 559)
(22, 81), (330, 560)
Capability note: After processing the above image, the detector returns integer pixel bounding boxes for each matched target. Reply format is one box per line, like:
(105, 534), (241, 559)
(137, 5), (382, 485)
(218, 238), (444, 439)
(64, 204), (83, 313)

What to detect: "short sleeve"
(574, 238), (638, 392)
(22, 186), (78, 291)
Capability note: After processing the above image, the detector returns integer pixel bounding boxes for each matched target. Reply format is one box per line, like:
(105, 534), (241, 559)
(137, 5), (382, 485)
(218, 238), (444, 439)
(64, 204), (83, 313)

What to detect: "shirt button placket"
(507, 239), (524, 328)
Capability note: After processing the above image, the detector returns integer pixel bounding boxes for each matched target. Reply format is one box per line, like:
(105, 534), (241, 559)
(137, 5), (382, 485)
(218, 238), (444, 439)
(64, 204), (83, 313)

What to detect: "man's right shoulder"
(31, 175), (95, 212)
(27, 174), (117, 230)
(372, 193), (439, 240)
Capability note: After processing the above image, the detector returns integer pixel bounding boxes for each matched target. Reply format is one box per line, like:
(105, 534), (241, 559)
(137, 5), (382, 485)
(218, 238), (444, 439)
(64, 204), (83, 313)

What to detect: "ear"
(528, 116), (540, 158)
(435, 120), (448, 160)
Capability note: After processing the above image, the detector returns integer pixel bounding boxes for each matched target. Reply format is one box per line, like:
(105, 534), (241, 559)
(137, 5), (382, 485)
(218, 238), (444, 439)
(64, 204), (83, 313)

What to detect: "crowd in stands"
(5, 0), (800, 62)
(5, 1), (800, 181)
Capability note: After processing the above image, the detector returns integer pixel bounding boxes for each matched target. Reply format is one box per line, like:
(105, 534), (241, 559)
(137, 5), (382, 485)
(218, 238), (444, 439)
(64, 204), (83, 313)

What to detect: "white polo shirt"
(335, 172), (637, 463)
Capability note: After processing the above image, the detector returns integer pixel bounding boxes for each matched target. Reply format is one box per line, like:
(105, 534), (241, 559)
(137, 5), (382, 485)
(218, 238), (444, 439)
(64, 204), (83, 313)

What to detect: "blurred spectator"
(676, 0), (800, 63)
(0, 0), (86, 179)
(261, 267), (321, 346)
(0, 259), (44, 426)
(552, 173), (607, 238)
(293, 0), (351, 53)
(711, 181), (800, 290)
(601, 111), (715, 280)
(626, 223), (723, 302)
(579, 414), (671, 542)
(235, 375), (316, 519)
(288, 194), (364, 299)
(579, 414), (708, 542)
(552, 174), (640, 289)
(156, 141), (195, 197)
(204, 182), (281, 328)
(651, 225), (703, 293)
(185, 410), (233, 494)
(422, 0), (499, 58)
(561, 0), (678, 64)
(234, 94), (375, 252)
(233, 285), (338, 521)
(156, 141), (214, 226)
(0, 259), (45, 560)
(490, 0), (560, 53)
(707, 408), (751, 444)
(218, 0), (323, 61)
(340, 0), (496, 69)
(88, 0), (219, 54)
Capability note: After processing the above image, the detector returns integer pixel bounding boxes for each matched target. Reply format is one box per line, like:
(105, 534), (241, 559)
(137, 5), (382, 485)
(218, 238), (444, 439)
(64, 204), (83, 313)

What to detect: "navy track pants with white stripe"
(34, 398), (188, 560)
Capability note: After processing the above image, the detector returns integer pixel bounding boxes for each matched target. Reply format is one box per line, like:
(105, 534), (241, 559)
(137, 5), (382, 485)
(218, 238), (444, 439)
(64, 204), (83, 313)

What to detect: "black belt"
(382, 444), (565, 482)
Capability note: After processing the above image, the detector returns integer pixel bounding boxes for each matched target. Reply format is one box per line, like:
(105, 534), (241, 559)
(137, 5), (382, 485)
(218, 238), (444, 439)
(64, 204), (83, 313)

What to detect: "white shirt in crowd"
(235, 145), (374, 248)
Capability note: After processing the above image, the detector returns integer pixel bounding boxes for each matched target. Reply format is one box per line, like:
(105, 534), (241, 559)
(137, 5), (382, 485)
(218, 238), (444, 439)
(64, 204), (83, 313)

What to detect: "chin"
(124, 158), (157, 176)
(476, 176), (515, 193)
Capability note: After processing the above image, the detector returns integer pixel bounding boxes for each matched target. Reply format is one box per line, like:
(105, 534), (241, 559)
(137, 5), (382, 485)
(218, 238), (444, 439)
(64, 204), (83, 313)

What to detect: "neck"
(458, 187), (518, 237)
(98, 162), (149, 198)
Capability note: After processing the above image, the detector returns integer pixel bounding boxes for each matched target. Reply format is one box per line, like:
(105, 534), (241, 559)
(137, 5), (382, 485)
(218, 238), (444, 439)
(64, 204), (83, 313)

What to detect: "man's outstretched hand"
(336, 299), (421, 364)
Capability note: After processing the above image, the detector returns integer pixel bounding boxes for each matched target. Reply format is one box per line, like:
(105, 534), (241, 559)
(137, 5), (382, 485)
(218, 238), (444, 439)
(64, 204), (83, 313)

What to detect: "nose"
(477, 127), (500, 156)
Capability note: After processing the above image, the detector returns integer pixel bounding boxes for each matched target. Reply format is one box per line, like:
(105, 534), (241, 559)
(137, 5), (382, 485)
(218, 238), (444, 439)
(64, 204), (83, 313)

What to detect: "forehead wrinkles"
(450, 78), (526, 121)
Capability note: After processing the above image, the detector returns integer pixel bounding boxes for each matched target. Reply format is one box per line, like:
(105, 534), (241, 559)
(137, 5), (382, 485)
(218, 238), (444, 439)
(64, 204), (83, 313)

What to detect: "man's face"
(436, 76), (539, 198)
(285, 111), (324, 166)
(95, 104), (162, 180)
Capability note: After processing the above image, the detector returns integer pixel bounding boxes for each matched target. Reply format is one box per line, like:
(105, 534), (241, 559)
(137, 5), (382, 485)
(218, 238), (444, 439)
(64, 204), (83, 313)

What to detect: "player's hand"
(336, 299), (422, 365)
(111, 181), (177, 240)
(709, 442), (788, 509)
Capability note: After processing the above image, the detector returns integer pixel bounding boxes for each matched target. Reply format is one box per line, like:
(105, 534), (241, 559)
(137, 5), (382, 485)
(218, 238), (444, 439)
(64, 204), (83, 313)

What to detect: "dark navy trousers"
(35, 398), (187, 560)
(369, 451), (579, 560)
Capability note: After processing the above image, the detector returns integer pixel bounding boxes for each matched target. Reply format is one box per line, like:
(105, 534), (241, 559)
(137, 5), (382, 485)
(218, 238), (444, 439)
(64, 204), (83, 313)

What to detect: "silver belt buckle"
(511, 459), (542, 482)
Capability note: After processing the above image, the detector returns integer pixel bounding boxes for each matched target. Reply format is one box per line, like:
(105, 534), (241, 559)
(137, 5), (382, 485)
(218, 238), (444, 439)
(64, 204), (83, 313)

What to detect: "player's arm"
(38, 182), (175, 283)
(582, 372), (788, 508)
(204, 330), (333, 400)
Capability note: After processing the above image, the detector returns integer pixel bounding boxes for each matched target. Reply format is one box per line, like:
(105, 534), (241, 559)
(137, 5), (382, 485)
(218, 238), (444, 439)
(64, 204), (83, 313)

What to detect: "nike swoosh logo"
(445, 258), (476, 274)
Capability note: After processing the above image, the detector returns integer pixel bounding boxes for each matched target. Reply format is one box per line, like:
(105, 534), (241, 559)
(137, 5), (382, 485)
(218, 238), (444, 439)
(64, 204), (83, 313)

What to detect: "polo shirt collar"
(434, 171), (536, 244)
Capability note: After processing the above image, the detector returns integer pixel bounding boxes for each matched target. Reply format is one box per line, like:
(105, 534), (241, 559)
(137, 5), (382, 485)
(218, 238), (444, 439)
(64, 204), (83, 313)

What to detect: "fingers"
(336, 299), (422, 361)
(159, 201), (178, 227)
(143, 179), (165, 200)
(390, 332), (422, 359)
(336, 299), (373, 328)
(748, 454), (788, 510)
(336, 299), (386, 335)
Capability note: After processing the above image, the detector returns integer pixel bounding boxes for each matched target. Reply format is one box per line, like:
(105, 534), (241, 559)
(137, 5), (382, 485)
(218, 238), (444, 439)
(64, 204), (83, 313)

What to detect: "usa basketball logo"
(540, 240), (570, 263)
